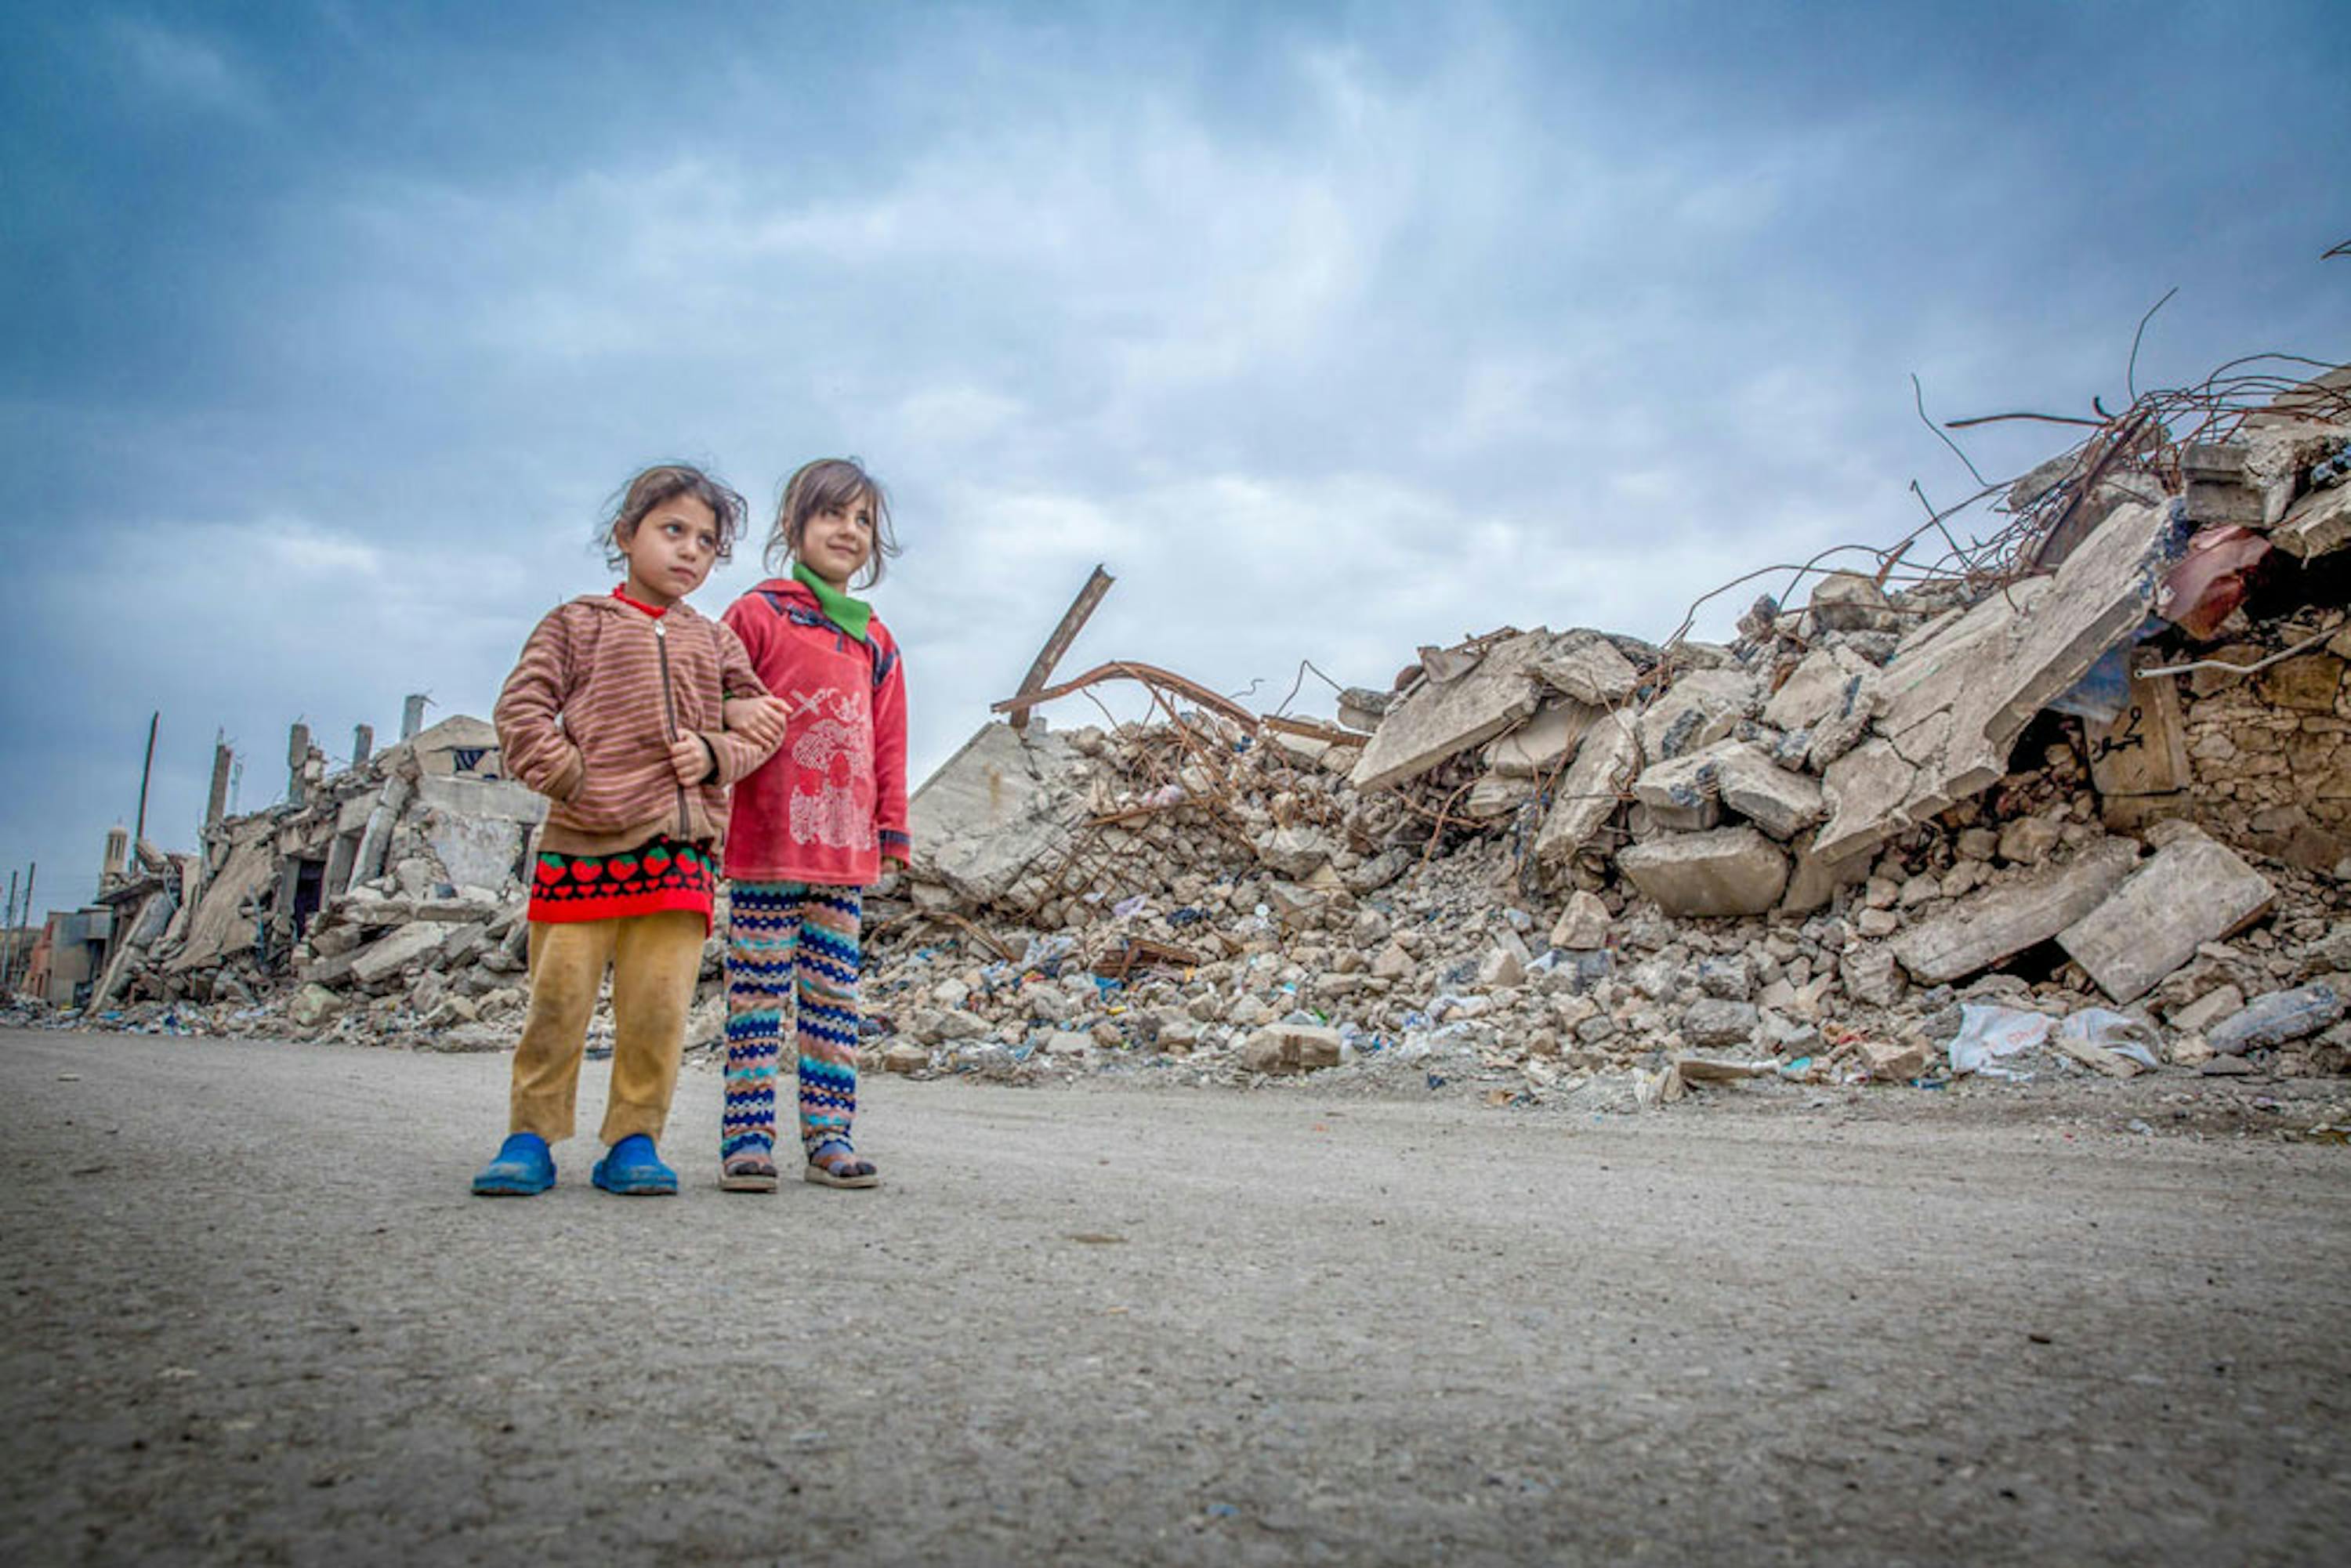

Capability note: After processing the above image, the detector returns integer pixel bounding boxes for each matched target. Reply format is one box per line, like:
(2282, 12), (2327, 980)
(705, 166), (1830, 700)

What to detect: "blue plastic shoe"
(472, 1132), (555, 1197)
(591, 1134), (678, 1196)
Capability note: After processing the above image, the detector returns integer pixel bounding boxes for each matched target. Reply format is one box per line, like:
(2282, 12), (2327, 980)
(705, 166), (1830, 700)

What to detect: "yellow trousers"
(508, 910), (705, 1146)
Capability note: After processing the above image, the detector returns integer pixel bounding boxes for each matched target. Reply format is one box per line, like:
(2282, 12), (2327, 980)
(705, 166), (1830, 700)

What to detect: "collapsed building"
(39, 355), (2351, 1106)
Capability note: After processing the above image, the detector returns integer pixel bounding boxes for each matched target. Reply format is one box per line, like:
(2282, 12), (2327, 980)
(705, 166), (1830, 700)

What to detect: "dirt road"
(3, 1026), (2346, 1564)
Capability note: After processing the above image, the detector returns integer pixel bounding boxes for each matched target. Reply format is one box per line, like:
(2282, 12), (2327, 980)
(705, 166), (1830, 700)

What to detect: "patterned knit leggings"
(722, 882), (863, 1160)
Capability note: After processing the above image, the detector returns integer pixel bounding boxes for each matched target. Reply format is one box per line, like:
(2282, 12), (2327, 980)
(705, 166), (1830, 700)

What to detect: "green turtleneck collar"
(792, 562), (871, 643)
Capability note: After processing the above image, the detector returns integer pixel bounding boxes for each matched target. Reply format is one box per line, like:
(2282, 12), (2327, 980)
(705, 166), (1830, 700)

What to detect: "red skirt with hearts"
(526, 835), (715, 932)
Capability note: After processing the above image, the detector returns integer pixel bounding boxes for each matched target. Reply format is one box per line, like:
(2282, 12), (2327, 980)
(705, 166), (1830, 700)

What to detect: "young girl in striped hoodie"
(472, 464), (785, 1197)
(712, 457), (910, 1192)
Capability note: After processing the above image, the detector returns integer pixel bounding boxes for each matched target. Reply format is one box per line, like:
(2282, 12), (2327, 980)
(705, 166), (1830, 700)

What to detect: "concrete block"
(2058, 830), (2275, 1004)
(1464, 772), (1537, 820)
(1632, 744), (1729, 830)
(1859, 1038), (1929, 1081)
(1762, 643), (1881, 736)
(1636, 669), (1757, 763)
(1680, 998), (1759, 1047)
(1617, 826), (1788, 918)
(1240, 1023), (1345, 1074)
(1714, 748), (1826, 842)
(1808, 573), (1902, 633)
(1549, 890), (1612, 950)
(1813, 740), (1919, 864)
(1534, 632), (1643, 706)
(1890, 837), (2141, 984)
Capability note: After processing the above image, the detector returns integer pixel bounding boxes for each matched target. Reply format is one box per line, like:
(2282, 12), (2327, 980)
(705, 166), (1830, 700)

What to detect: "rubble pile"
(57, 357), (2351, 1110)
(863, 363), (2351, 1100)
(89, 716), (571, 1048)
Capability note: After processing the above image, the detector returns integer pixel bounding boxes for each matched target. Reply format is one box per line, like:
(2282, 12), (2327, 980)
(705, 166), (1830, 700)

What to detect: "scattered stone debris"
(22, 356), (2351, 1113)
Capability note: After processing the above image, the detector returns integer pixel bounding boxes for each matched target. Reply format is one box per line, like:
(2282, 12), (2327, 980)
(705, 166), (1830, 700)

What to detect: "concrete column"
(351, 724), (374, 769)
(400, 694), (429, 742)
(206, 744), (234, 829)
(288, 723), (311, 806)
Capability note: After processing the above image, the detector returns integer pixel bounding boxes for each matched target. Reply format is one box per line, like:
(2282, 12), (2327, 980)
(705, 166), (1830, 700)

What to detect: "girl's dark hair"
(764, 457), (900, 589)
(598, 463), (748, 570)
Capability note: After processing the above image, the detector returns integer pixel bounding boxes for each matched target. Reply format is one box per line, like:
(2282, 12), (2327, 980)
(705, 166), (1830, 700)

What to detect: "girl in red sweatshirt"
(715, 458), (910, 1191)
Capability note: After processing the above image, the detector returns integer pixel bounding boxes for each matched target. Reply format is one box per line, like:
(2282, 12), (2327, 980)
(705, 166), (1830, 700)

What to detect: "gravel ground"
(3, 1025), (2348, 1566)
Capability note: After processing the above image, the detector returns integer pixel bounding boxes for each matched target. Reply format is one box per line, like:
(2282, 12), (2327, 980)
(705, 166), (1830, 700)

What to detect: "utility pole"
(9, 864), (32, 994)
(2, 870), (16, 992)
(134, 711), (159, 849)
(207, 733), (233, 831)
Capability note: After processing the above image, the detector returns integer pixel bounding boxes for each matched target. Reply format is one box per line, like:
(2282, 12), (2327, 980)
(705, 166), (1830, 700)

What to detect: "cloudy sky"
(3, 0), (2344, 913)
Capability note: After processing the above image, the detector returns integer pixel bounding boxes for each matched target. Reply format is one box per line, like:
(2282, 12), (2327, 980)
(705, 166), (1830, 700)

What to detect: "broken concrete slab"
(2269, 482), (2351, 559)
(1617, 825), (1789, 918)
(168, 819), (281, 973)
(1350, 633), (1547, 793)
(1810, 499), (2186, 869)
(908, 722), (1090, 904)
(2057, 829), (2275, 1004)
(1483, 697), (1602, 778)
(1635, 668), (1756, 764)
(1533, 710), (1642, 871)
(1889, 837), (2140, 984)
(1534, 631), (1643, 707)
(346, 922), (448, 987)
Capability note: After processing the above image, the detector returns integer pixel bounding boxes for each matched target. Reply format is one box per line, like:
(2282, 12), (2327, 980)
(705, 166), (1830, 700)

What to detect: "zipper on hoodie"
(653, 618), (689, 837)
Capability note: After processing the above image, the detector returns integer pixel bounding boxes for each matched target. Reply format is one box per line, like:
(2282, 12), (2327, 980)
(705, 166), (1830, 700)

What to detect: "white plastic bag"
(1947, 1003), (2053, 1079)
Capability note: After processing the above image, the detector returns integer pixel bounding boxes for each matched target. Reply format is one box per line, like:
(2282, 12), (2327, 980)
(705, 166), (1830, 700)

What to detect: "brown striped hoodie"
(494, 592), (780, 857)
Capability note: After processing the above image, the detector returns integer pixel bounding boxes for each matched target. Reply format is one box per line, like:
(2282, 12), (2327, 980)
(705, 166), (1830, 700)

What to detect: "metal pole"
(1008, 565), (1115, 732)
(2, 871), (16, 992)
(13, 864), (32, 994)
(134, 711), (159, 849)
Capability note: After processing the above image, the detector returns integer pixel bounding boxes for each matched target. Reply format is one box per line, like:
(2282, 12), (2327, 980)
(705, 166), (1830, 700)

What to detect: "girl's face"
(619, 493), (720, 607)
(799, 491), (875, 591)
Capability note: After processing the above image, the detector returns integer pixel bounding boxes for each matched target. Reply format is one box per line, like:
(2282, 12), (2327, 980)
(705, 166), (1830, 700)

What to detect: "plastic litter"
(2059, 1009), (2163, 1070)
(1947, 1004), (2053, 1080)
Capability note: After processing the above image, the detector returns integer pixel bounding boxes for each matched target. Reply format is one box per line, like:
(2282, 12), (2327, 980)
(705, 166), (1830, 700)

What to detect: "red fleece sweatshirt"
(719, 578), (910, 886)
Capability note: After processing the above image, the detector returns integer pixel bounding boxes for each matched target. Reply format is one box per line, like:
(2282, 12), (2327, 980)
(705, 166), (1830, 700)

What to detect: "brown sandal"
(720, 1151), (779, 1193)
(804, 1139), (880, 1190)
